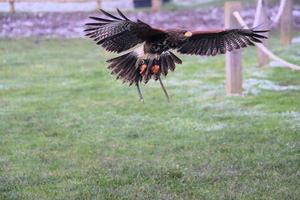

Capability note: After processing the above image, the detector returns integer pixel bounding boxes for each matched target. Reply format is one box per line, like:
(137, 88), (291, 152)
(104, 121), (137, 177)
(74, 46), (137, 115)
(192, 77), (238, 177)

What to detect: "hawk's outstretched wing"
(84, 9), (166, 53)
(176, 29), (268, 56)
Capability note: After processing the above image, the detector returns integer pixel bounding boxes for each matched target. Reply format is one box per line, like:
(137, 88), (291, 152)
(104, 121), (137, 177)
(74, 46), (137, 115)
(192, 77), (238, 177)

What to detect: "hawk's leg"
(135, 81), (144, 103)
(158, 77), (170, 102)
(144, 59), (154, 78)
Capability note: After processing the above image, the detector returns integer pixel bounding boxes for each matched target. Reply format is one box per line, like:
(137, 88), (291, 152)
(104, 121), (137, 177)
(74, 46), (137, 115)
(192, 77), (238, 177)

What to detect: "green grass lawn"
(0, 38), (299, 200)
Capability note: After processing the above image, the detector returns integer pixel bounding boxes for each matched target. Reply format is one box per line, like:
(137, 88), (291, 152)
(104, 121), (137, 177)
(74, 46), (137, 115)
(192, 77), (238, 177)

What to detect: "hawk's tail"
(159, 51), (182, 76)
(106, 51), (182, 85)
(106, 51), (141, 85)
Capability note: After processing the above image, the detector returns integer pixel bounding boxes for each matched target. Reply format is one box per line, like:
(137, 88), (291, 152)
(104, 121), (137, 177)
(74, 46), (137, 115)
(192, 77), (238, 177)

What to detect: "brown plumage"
(85, 9), (269, 102)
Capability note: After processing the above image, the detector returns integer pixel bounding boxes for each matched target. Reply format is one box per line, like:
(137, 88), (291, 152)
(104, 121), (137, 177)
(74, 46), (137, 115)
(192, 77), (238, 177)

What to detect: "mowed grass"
(0, 38), (299, 200)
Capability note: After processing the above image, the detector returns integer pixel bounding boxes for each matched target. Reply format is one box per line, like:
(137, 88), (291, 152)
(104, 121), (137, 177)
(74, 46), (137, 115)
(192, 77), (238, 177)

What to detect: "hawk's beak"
(184, 31), (192, 37)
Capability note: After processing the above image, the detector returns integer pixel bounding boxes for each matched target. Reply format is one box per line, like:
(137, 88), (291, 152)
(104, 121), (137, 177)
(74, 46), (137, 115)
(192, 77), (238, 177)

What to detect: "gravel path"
(1, 5), (299, 38)
(0, 1), (133, 12)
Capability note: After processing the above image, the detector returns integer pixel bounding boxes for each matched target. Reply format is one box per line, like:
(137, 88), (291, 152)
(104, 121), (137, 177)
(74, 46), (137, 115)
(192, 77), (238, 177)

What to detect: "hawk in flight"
(85, 9), (268, 102)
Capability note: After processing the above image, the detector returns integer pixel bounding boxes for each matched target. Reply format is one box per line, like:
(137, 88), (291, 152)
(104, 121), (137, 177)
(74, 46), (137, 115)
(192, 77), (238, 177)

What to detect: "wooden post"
(254, 0), (269, 67)
(224, 2), (242, 95)
(96, 0), (101, 10)
(9, 0), (15, 14)
(280, 0), (293, 46)
(152, 0), (162, 12)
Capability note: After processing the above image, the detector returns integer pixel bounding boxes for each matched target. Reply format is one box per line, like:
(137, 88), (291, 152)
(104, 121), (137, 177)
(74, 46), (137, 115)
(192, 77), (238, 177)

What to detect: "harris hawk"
(85, 9), (268, 102)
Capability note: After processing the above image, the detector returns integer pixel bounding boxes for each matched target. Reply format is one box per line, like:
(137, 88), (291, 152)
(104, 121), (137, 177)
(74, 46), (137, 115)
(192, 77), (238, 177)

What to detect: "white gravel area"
(0, 1), (133, 12)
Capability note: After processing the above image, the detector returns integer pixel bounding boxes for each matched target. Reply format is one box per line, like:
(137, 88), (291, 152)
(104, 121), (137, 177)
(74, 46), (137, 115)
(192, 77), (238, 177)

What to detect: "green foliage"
(0, 38), (299, 200)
